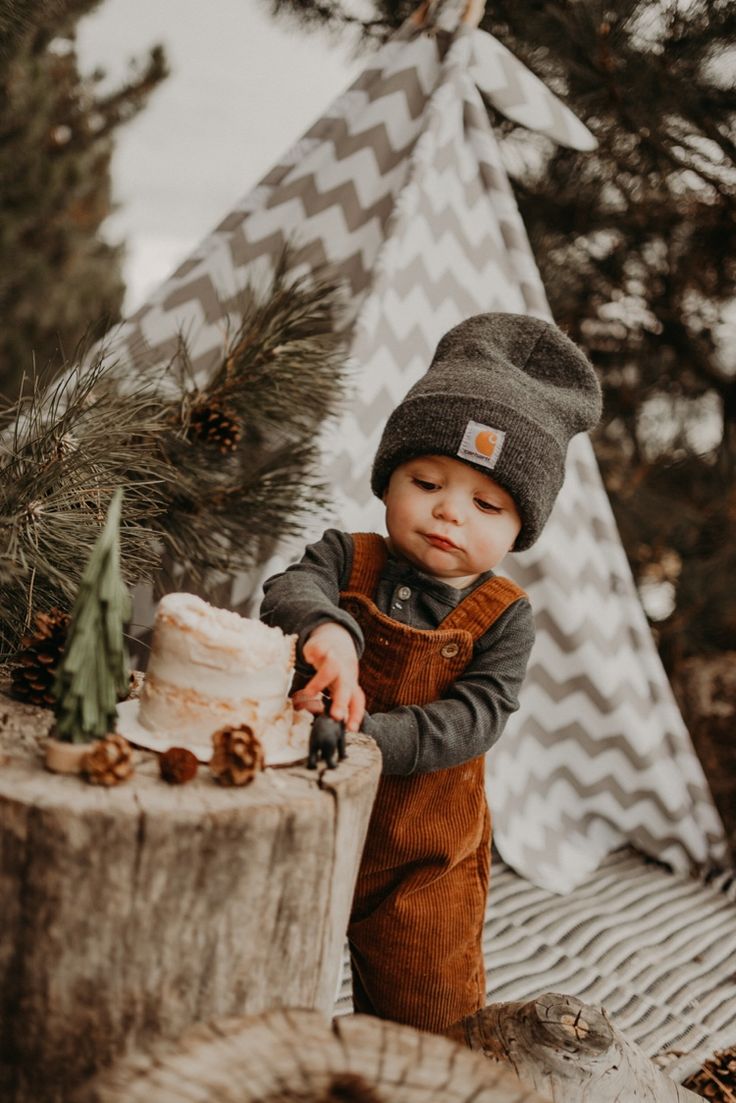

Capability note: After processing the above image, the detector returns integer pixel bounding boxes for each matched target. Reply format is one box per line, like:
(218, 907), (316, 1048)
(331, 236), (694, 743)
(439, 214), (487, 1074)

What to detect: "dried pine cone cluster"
(50, 720), (268, 790)
(187, 398), (242, 453)
(210, 723), (264, 786)
(11, 608), (70, 707)
(683, 1046), (736, 1100)
(82, 733), (134, 786)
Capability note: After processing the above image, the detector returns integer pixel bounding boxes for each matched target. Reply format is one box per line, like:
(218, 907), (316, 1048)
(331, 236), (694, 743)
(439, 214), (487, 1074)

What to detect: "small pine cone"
(10, 608), (70, 708)
(210, 724), (264, 786)
(159, 747), (198, 784)
(188, 399), (242, 453)
(82, 733), (134, 786)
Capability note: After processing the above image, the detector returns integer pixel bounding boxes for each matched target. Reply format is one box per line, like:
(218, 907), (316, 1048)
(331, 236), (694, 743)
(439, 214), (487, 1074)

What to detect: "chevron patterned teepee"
(106, 7), (728, 894)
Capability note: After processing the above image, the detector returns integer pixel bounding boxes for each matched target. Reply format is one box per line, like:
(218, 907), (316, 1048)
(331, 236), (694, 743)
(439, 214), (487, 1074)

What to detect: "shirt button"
(441, 642), (460, 659)
(397, 585), (412, 600)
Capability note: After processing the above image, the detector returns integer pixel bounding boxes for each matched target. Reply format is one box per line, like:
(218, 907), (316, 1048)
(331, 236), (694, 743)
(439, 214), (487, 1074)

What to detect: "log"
(75, 1007), (553, 1102)
(446, 992), (704, 1102)
(0, 690), (381, 1103)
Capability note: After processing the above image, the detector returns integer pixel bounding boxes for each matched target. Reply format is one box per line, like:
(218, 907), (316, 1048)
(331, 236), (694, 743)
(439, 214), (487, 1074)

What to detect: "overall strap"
(346, 533), (527, 643)
(346, 533), (388, 597)
(440, 575), (527, 642)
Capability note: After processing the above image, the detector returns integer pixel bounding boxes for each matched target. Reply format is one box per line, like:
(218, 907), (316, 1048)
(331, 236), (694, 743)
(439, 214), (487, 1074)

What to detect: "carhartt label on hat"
(458, 420), (505, 470)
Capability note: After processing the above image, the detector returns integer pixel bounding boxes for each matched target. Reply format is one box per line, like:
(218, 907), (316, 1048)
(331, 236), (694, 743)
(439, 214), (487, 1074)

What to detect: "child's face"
(383, 454), (522, 588)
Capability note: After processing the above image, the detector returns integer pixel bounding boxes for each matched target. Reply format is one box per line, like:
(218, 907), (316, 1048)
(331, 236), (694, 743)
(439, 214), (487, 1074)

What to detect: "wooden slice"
(75, 1007), (552, 1102)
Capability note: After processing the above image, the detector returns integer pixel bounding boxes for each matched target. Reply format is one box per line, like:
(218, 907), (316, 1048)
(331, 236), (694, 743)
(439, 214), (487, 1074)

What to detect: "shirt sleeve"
(361, 597), (535, 775)
(259, 528), (364, 662)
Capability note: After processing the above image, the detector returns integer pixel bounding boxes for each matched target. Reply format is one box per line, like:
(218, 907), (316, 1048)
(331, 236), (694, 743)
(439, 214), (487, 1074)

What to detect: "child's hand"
(291, 688), (326, 715)
(300, 622), (365, 733)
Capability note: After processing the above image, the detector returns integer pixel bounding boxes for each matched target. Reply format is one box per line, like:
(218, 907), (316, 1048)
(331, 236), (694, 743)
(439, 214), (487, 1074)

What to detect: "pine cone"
(683, 1045), (736, 1100)
(159, 746), (198, 784)
(10, 608), (70, 708)
(188, 399), (242, 453)
(210, 724), (264, 786)
(82, 733), (134, 786)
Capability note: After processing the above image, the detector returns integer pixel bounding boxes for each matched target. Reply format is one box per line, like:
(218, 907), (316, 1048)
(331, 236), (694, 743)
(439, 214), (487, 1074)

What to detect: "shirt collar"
(383, 542), (495, 605)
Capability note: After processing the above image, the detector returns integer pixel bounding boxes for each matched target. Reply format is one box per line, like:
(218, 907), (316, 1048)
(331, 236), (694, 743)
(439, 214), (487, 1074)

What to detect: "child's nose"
(433, 494), (463, 523)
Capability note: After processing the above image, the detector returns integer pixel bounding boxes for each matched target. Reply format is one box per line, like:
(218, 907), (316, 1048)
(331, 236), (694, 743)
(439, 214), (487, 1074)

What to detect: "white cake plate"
(115, 698), (309, 767)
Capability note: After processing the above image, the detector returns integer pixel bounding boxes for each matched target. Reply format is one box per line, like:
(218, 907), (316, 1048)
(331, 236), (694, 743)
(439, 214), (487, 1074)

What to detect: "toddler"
(261, 312), (601, 1032)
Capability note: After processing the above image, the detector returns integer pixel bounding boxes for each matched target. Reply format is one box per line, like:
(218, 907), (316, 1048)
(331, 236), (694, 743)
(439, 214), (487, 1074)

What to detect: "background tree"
(267, 0), (736, 674)
(0, 0), (167, 401)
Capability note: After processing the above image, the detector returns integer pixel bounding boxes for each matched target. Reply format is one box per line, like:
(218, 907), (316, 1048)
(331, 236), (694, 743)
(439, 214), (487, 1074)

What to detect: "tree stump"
(75, 1007), (553, 1102)
(0, 690), (381, 1103)
(447, 993), (704, 1102)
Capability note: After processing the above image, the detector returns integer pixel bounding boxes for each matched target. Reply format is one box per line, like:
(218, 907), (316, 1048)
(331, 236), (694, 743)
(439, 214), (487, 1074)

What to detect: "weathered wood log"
(446, 992), (704, 1102)
(75, 1008), (553, 1102)
(0, 690), (381, 1103)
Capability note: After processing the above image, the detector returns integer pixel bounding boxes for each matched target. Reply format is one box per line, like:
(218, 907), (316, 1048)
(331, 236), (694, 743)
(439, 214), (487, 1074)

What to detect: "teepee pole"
(461, 0), (486, 27)
(410, 0), (486, 31)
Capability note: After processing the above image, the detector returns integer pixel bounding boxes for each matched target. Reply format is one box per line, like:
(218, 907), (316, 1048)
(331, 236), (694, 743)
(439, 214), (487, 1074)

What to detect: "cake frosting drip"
(124, 592), (309, 765)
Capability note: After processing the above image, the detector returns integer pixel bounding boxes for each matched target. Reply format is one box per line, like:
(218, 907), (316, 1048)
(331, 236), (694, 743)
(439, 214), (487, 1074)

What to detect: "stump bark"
(0, 690), (381, 1103)
(446, 992), (704, 1102)
(75, 1007), (553, 1102)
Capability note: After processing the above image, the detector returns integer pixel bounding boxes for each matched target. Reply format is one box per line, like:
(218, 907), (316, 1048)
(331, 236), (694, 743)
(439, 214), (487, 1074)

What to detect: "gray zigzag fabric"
(104, 20), (727, 892)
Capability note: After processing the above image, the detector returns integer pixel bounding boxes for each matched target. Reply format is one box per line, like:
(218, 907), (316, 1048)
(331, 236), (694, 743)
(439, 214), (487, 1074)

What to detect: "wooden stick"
(461, 0), (485, 28)
(409, 0), (486, 31)
(446, 992), (704, 1102)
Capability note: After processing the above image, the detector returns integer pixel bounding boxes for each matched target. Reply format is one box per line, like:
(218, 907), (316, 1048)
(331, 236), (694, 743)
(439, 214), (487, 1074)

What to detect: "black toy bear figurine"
(308, 715), (347, 770)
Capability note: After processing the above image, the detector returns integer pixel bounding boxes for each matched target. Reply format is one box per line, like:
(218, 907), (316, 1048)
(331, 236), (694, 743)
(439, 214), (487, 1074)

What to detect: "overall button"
(441, 642), (459, 659)
(397, 585), (412, 600)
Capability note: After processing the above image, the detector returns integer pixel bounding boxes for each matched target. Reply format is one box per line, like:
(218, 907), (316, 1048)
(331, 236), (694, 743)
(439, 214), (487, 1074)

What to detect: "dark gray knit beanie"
(371, 313), (602, 551)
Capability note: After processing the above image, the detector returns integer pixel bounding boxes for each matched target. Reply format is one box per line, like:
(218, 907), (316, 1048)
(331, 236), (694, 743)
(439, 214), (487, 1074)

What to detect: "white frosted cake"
(116, 593), (311, 764)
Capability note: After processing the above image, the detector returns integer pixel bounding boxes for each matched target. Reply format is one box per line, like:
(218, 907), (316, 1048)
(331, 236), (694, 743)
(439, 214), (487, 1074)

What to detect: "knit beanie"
(371, 313), (602, 551)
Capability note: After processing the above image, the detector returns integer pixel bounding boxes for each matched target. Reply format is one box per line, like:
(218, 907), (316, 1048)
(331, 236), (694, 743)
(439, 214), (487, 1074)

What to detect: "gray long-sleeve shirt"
(260, 528), (535, 776)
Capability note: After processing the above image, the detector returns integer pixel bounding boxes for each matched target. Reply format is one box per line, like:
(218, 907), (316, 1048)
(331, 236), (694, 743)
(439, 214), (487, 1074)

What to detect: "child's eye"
(475, 498), (501, 513)
(413, 478), (437, 491)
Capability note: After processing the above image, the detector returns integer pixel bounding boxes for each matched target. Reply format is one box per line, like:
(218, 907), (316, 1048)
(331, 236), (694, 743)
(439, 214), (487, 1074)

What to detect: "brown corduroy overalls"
(341, 533), (526, 1033)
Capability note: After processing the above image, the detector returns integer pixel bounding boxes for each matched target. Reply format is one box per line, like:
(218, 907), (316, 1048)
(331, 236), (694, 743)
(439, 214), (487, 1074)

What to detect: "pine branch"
(147, 248), (349, 590)
(0, 351), (172, 657)
(0, 248), (350, 655)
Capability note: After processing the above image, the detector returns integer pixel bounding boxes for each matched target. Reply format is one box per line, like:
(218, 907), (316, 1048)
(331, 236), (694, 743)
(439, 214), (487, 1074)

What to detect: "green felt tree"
(53, 487), (130, 743)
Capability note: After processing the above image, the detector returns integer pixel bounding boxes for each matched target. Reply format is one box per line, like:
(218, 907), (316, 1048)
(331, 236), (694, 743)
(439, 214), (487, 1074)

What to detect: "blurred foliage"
(267, 0), (736, 671)
(0, 0), (168, 402)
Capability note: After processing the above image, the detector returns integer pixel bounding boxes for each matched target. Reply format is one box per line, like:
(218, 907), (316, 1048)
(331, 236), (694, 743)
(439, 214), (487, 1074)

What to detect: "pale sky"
(77, 0), (361, 312)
